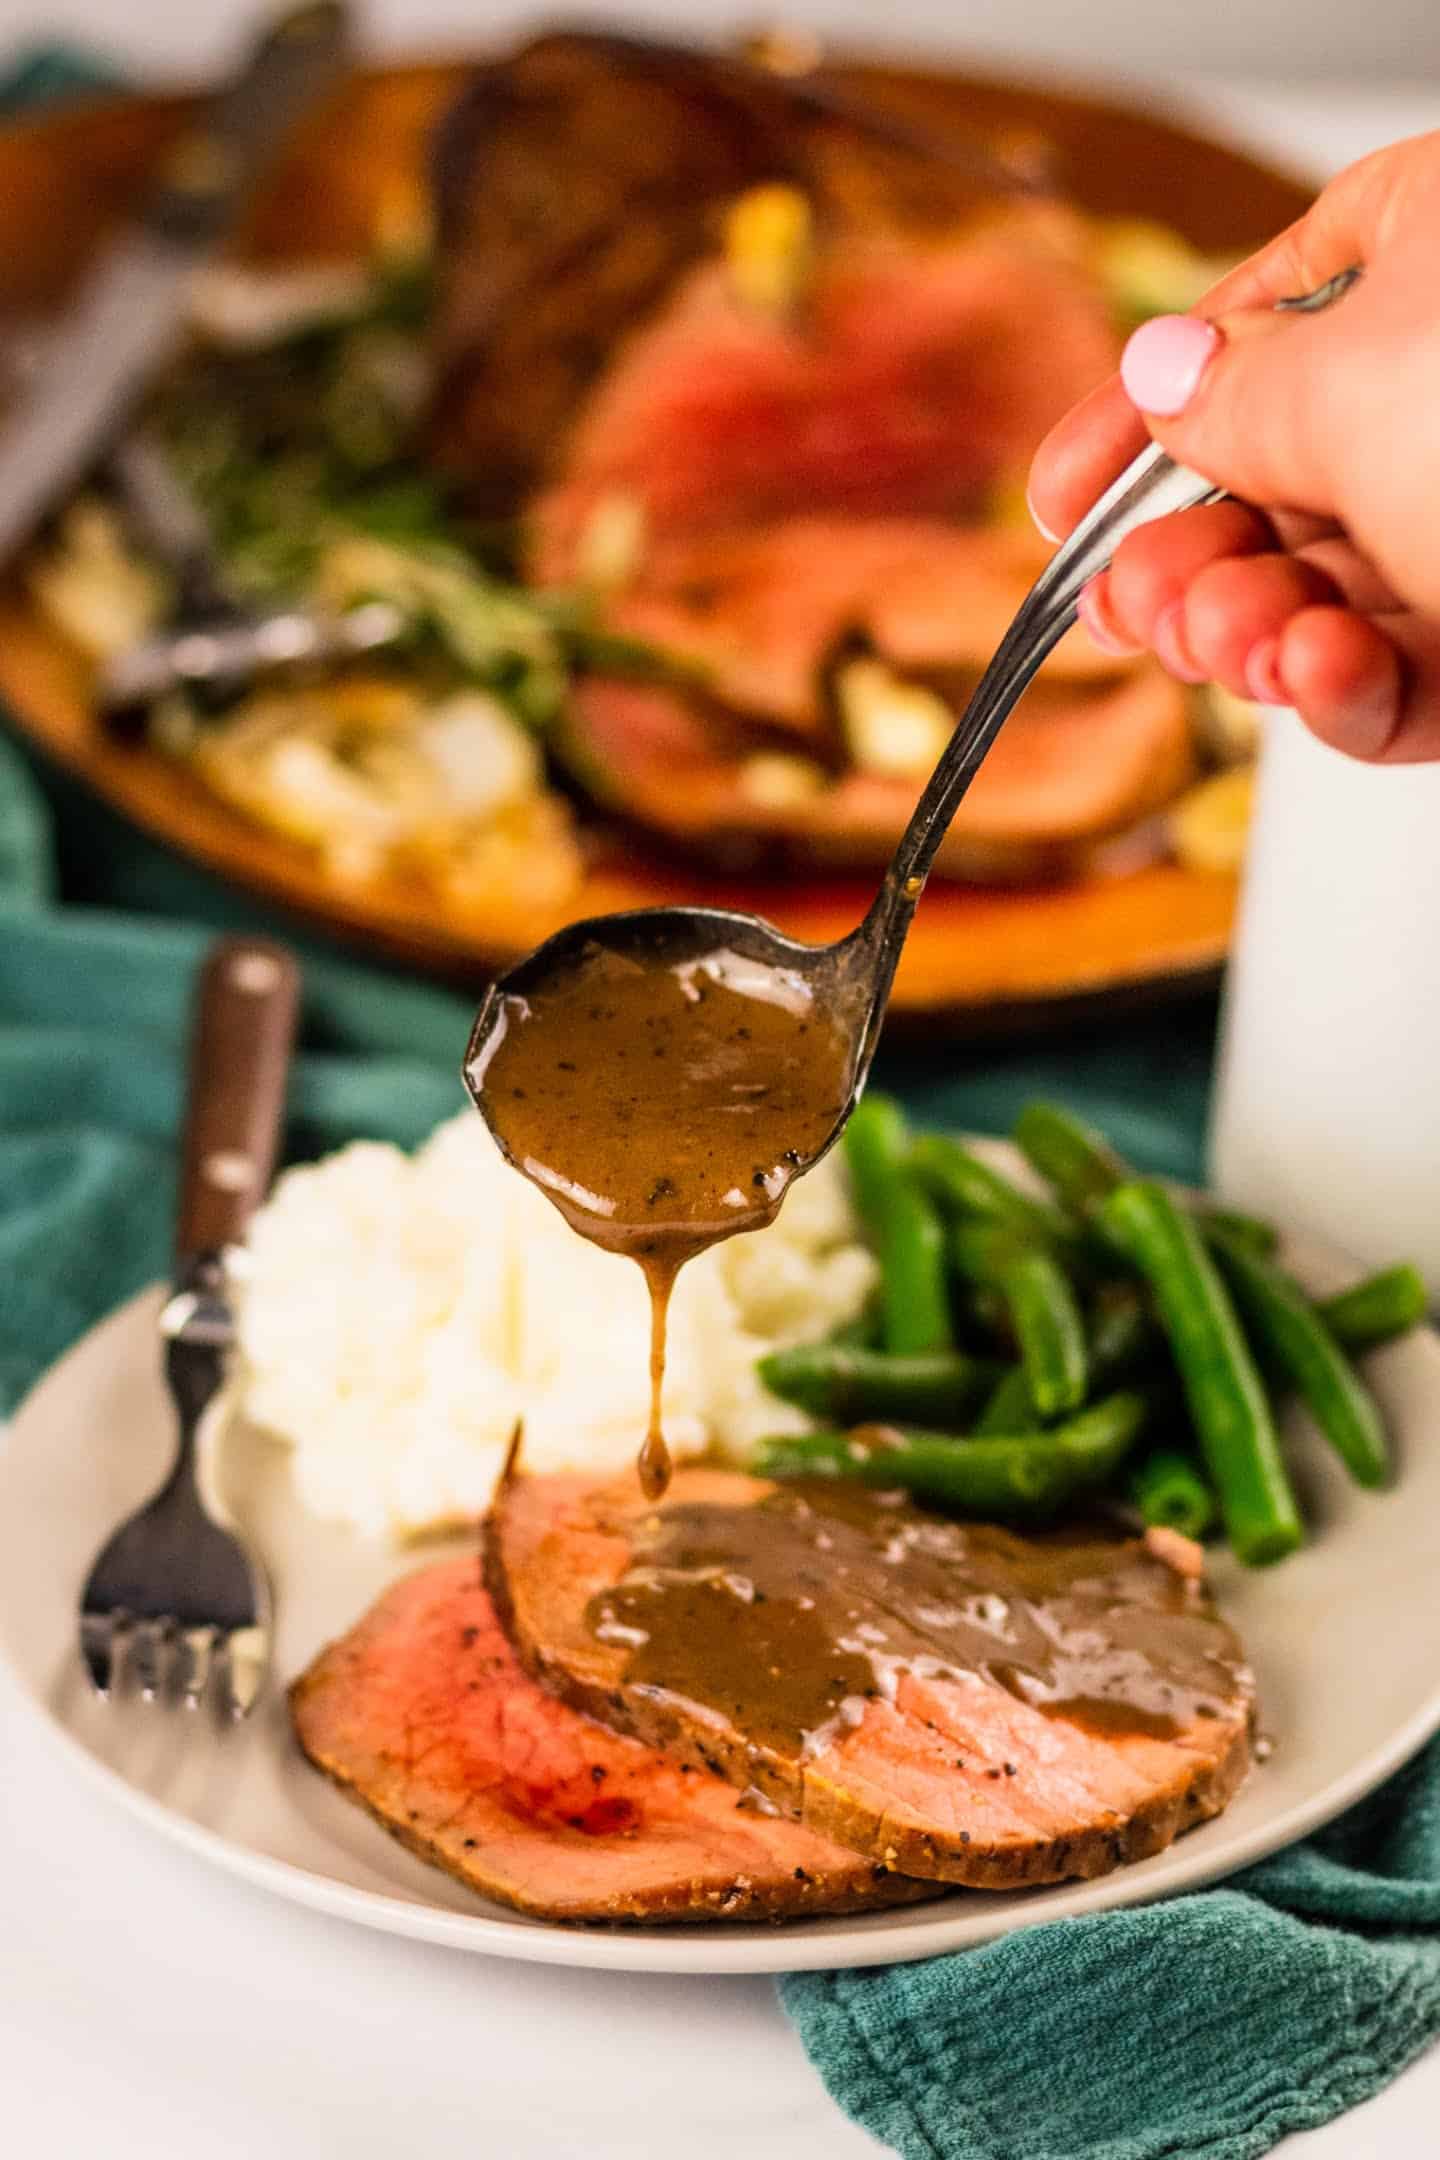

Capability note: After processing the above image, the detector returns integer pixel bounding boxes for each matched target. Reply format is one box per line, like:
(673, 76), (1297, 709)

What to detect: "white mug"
(1209, 709), (1440, 1285)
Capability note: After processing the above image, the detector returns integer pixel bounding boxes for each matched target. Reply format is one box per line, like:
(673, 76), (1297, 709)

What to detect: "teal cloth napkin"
(2, 49), (1437, 2160)
(0, 734), (468, 1406)
(785, 1750), (1440, 2159)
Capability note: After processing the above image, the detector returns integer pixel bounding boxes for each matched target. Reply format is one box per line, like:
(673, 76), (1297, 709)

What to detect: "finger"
(1116, 133), (1427, 513)
(1075, 571), (1142, 658)
(1028, 378), (1147, 541)
(1099, 502), (1276, 649)
(1028, 141), (1403, 540)
(1084, 534), (1398, 697)
(1272, 509), (1347, 554)
(1180, 554), (1344, 697)
(1290, 537), (1401, 614)
(1032, 300), (1373, 547)
(1118, 298), (1355, 516)
(1178, 543), (1401, 696)
(1277, 607), (1440, 764)
(1186, 138), (1405, 316)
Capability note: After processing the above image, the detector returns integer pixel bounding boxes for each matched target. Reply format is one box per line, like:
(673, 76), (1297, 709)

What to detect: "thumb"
(1117, 135), (1410, 516)
(1119, 300), (1351, 520)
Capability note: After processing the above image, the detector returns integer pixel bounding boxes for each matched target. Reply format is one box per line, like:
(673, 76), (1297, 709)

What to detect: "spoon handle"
(868, 443), (1222, 937)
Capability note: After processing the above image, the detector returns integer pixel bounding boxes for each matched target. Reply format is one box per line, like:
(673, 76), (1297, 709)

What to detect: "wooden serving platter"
(0, 57), (1310, 1019)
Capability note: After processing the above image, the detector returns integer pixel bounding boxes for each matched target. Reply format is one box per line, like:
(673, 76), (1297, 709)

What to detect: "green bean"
(756, 1344), (999, 1427)
(974, 1365), (1038, 1434)
(1014, 1101), (1277, 1258)
(843, 1096), (953, 1355)
(1209, 1230), (1390, 1489)
(755, 1391), (1148, 1519)
(1319, 1265), (1428, 1355)
(956, 1283), (1017, 1351)
(1129, 1449), (1217, 1540)
(1197, 1209), (1279, 1258)
(948, 1221), (1088, 1417)
(1006, 1250), (1089, 1417)
(843, 1092), (910, 1236)
(1097, 1182), (1303, 1565)
(1013, 1101), (1128, 1216)
(947, 1218), (1026, 1288)
(909, 1133), (1077, 1252)
(1088, 1286), (1161, 1388)
(879, 1177), (954, 1355)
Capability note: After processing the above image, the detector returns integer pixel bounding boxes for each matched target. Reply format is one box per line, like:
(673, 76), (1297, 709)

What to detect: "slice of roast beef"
(291, 1555), (935, 1924)
(530, 240), (1119, 579)
(429, 37), (801, 516)
(487, 1471), (1254, 1889)
(429, 29), (1062, 510)
(559, 664), (1194, 882)
(603, 518), (1119, 731)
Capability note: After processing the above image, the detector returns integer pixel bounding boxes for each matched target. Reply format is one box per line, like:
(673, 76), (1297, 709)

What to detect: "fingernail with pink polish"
(1076, 578), (1142, 657)
(1244, 635), (1286, 706)
(1153, 600), (1209, 685)
(1121, 314), (1222, 417)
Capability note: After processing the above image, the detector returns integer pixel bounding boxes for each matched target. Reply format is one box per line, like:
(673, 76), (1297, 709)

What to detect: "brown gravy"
(474, 941), (852, 1496)
(588, 1481), (1247, 1753)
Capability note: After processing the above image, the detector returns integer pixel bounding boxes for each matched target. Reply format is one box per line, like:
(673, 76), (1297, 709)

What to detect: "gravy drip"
(588, 1482), (1249, 1755)
(475, 942), (852, 1498)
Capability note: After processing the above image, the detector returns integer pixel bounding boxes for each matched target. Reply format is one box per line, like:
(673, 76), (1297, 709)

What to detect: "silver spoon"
(464, 440), (1219, 1149)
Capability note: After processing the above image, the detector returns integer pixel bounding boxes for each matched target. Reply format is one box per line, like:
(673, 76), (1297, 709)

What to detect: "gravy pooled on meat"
(472, 941), (852, 1497)
(489, 1468), (1257, 1887)
(589, 1480), (1248, 1756)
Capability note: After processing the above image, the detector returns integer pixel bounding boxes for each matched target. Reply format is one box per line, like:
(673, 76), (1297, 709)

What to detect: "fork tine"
(131, 1617), (177, 1702)
(219, 1626), (267, 1721)
(178, 1624), (219, 1708)
(79, 1611), (119, 1697)
(84, 1609), (137, 1697)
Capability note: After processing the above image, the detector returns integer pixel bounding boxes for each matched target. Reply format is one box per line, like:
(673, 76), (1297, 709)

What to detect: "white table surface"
(3, 65), (1439, 2160)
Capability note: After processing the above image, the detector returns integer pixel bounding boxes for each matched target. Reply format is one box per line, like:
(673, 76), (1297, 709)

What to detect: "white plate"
(3, 1160), (1440, 1975)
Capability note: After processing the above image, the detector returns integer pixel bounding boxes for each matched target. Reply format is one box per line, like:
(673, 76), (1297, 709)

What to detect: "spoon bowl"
(463, 900), (877, 1188)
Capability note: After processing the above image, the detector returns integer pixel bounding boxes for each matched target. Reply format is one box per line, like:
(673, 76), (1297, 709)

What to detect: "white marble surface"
(2, 56), (1439, 2160)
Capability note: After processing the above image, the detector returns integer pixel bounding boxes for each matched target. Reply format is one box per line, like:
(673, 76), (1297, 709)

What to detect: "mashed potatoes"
(236, 1111), (876, 1539)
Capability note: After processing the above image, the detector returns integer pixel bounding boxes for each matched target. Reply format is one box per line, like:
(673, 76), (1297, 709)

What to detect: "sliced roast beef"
(430, 29), (1067, 509)
(603, 518), (1118, 731)
(291, 1554), (934, 1924)
(487, 1471), (1254, 1889)
(560, 664), (1194, 882)
(428, 31), (1206, 884)
(530, 240), (1119, 579)
(429, 37), (801, 515)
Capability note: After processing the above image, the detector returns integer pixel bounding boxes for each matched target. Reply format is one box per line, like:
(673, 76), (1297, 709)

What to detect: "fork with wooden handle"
(77, 934), (300, 1717)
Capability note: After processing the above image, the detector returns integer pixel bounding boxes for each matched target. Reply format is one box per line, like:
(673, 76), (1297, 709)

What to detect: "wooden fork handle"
(176, 936), (301, 1262)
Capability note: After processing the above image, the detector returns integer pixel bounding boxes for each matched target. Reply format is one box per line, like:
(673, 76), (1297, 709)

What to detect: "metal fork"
(78, 934), (300, 1717)
(98, 428), (406, 725)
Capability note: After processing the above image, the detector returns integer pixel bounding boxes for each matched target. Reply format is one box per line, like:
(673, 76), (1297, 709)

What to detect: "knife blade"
(0, 2), (351, 570)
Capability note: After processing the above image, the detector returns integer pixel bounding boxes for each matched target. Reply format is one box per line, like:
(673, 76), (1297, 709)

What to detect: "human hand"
(1028, 132), (1440, 762)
